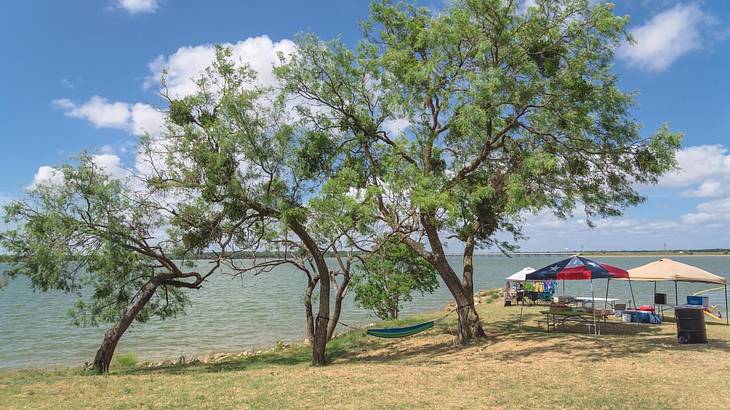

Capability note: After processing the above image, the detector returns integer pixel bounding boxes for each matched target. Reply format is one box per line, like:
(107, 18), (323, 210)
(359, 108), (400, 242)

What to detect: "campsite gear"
(366, 321), (435, 338)
(620, 259), (728, 324)
(639, 305), (655, 312)
(624, 310), (661, 323)
(654, 293), (667, 305)
(703, 307), (723, 321)
(365, 301), (471, 338)
(675, 305), (708, 344)
(526, 256), (629, 335)
(687, 296), (709, 307)
(692, 287), (729, 324)
(505, 267), (536, 282)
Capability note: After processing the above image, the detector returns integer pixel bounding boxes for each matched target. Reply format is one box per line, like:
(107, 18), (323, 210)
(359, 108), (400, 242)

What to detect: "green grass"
(2, 294), (730, 409)
(112, 353), (138, 369)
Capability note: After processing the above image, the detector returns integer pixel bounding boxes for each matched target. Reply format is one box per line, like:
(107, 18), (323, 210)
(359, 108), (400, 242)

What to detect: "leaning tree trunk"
(421, 216), (486, 345)
(92, 277), (161, 373)
(326, 270), (350, 342)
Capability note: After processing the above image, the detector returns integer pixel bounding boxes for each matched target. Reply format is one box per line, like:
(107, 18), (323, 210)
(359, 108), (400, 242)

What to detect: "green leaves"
(278, 0), (681, 252)
(352, 237), (439, 320)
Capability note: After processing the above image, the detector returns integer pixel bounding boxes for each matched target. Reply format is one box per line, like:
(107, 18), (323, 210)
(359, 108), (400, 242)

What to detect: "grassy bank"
(2, 292), (730, 409)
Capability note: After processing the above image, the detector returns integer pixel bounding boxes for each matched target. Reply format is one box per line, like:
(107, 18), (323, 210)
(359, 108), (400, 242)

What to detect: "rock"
(203, 352), (216, 363)
(176, 356), (186, 366)
(302, 338), (311, 346)
(215, 354), (230, 362)
(161, 359), (174, 366)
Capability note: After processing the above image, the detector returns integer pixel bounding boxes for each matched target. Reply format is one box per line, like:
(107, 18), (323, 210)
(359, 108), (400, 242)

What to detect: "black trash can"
(675, 305), (707, 344)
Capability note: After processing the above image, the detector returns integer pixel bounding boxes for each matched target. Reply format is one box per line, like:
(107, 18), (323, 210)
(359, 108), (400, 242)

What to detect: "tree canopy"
(352, 236), (439, 320)
(276, 0), (682, 343)
(1, 155), (225, 371)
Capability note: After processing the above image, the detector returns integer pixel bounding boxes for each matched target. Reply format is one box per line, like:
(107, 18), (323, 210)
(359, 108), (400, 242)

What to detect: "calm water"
(1, 256), (728, 369)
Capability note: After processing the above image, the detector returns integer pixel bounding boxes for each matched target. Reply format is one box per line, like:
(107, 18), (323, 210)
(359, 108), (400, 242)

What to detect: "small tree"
(0, 157), (229, 372)
(352, 237), (438, 320)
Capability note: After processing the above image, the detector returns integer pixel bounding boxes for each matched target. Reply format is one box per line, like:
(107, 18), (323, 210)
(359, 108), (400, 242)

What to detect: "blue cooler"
(687, 296), (709, 307)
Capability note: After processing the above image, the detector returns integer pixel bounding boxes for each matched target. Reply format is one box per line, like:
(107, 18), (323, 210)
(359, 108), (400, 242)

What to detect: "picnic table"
(574, 297), (620, 309)
(538, 310), (605, 334)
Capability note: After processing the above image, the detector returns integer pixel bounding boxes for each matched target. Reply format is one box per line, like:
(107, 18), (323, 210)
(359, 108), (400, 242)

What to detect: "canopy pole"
(604, 278), (610, 313)
(675, 281), (679, 306)
(591, 278), (597, 335)
(628, 277), (637, 309)
(725, 282), (730, 325)
(562, 279), (565, 296)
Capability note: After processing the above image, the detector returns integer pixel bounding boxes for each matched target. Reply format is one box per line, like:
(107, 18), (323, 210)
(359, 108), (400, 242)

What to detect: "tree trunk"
(419, 215), (486, 345)
(326, 270), (350, 342)
(290, 222), (330, 366)
(93, 277), (161, 373)
(303, 275), (318, 344)
(312, 275), (329, 366)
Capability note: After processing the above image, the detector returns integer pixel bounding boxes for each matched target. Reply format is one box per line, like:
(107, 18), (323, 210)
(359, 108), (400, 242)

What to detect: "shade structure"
(618, 258), (727, 284)
(505, 267), (536, 282)
(525, 256), (629, 281)
(526, 256), (629, 335)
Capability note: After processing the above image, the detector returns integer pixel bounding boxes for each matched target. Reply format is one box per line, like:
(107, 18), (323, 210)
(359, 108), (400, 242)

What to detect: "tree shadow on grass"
(110, 308), (730, 376)
(480, 313), (730, 363)
(331, 312), (730, 367)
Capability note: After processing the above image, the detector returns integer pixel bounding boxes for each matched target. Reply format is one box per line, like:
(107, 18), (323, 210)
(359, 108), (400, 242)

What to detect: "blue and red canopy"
(525, 256), (629, 281)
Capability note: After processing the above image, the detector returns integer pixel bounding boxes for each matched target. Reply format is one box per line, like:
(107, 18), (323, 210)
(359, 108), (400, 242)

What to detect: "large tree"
(0, 157), (231, 372)
(146, 48), (373, 365)
(276, 0), (682, 344)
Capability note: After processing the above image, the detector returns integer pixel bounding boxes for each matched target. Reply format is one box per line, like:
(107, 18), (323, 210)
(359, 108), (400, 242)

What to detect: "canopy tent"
(617, 258), (728, 324)
(505, 267), (536, 282)
(620, 258), (726, 284)
(526, 256), (631, 334)
(525, 256), (629, 281)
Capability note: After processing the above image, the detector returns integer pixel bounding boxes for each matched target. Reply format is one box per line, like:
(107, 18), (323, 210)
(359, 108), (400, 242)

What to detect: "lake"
(1, 255), (728, 369)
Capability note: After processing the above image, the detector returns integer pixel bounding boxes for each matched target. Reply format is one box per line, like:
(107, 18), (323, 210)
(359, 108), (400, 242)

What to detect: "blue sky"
(1, 0), (729, 251)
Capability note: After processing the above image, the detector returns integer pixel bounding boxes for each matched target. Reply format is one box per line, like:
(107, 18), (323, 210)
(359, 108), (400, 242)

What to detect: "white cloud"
(91, 154), (131, 180)
(617, 4), (710, 72)
(129, 103), (166, 136)
(52, 96), (131, 129)
(52, 96), (165, 137)
(382, 118), (410, 136)
(27, 153), (129, 192)
(682, 197), (730, 227)
(681, 181), (724, 198)
(116, 0), (158, 15)
(29, 166), (64, 189)
(660, 144), (730, 191)
(144, 35), (296, 98)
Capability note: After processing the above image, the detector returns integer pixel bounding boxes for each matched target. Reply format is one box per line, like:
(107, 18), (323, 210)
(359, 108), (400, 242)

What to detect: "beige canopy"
(618, 258), (726, 284)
